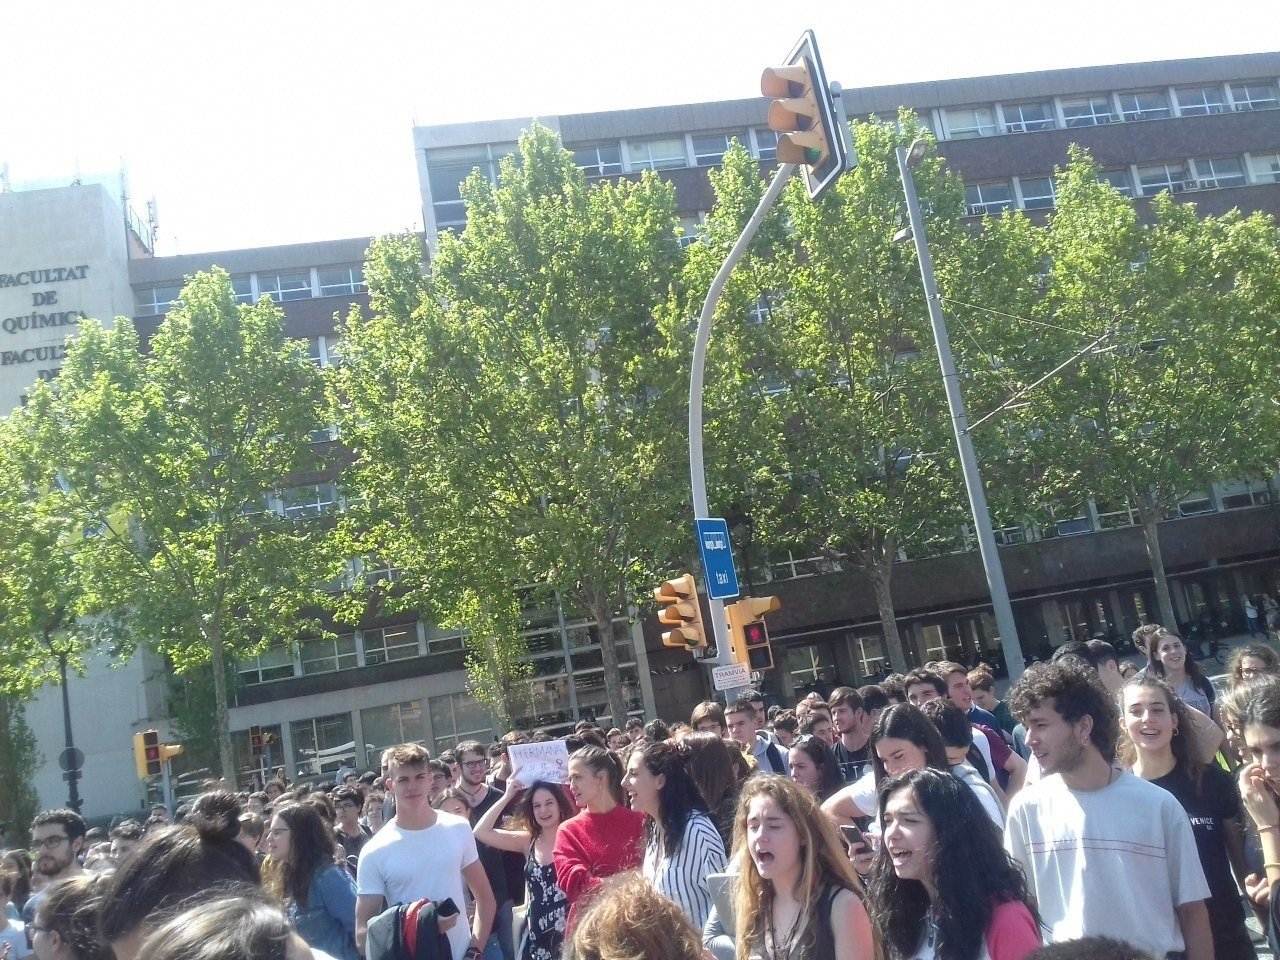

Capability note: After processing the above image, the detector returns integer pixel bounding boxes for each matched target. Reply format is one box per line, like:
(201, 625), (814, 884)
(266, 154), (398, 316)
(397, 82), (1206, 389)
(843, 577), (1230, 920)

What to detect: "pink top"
(985, 900), (1042, 960)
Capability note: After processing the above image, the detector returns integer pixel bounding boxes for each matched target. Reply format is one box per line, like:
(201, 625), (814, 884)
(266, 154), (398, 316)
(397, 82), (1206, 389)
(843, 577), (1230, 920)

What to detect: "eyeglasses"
(460, 759), (488, 769)
(31, 835), (69, 850)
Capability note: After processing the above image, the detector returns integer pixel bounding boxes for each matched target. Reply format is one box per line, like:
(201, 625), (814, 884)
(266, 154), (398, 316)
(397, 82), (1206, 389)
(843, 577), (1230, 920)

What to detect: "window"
(430, 692), (492, 753)
(257, 272), (311, 303)
(747, 292), (775, 326)
(1178, 493), (1215, 516)
(426, 143), (515, 228)
(1061, 96), (1115, 128)
(1003, 101), (1056, 133)
(943, 105), (997, 139)
(279, 483), (338, 519)
(677, 215), (703, 249)
(361, 556), (401, 583)
(1119, 90), (1171, 122)
(1191, 156), (1246, 189)
(231, 275), (253, 303)
(361, 624), (420, 665)
(136, 284), (181, 316)
(318, 265), (364, 297)
(692, 132), (745, 166)
(1137, 162), (1190, 196)
(627, 137), (686, 171)
(238, 645), (295, 684)
(1100, 168), (1134, 197)
(361, 700), (428, 758)
(1019, 176), (1056, 210)
(572, 143), (622, 177)
(300, 633), (357, 675)
(1231, 81), (1279, 112)
(307, 336), (326, 366)
(752, 127), (779, 160)
(1248, 152), (1280, 183)
(964, 181), (1013, 215)
(291, 712), (355, 777)
(1176, 85), (1227, 116)
(1219, 479), (1273, 510)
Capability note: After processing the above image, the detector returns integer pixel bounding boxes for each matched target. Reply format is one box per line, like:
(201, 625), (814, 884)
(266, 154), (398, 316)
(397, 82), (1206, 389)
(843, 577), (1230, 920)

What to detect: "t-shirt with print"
(1004, 770), (1209, 958)
(356, 811), (479, 960)
(832, 739), (872, 785)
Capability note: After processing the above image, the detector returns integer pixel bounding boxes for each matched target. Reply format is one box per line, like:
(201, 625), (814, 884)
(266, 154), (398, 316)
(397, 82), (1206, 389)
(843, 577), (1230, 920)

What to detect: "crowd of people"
(6, 628), (1280, 960)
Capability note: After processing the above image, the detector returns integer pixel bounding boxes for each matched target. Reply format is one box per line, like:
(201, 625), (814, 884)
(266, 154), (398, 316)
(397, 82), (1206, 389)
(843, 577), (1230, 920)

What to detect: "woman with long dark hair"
(867, 768), (1041, 960)
(553, 746), (646, 910)
(788, 735), (843, 801)
(473, 778), (575, 960)
(1143, 629), (1215, 719)
(265, 803), (358, 960)
(822, 703), (949, 825)
(1227, 644), (1280, 692)
(732, 775), (873, 960)
(1122, 676), (1256, 960)
(683, 732), (746, 851)
(623, 740), (727, 929)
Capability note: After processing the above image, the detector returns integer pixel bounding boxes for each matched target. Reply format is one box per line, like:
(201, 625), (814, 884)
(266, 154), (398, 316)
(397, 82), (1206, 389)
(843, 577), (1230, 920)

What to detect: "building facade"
(414, 50), (1280, 719)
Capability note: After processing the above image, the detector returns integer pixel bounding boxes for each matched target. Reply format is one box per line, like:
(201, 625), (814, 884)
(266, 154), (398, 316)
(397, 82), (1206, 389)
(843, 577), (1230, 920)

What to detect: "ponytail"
(571, 745), (624, 804)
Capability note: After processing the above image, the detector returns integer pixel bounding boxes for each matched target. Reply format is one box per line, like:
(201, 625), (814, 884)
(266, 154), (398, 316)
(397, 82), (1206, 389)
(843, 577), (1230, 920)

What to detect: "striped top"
(642, 810), (727, 930)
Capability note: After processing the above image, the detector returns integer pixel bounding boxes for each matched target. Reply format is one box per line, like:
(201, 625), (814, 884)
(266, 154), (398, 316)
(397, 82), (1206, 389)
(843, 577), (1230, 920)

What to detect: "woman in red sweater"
(552, 745), (645, 908)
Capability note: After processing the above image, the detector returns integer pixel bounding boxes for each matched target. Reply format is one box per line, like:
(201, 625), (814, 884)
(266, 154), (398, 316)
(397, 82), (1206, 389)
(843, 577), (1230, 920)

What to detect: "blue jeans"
(483, 900), (514, 960)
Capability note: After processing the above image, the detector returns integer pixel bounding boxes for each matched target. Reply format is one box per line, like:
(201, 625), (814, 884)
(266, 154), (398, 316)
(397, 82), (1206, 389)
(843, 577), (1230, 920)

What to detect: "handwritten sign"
(508, 739), (570, 784)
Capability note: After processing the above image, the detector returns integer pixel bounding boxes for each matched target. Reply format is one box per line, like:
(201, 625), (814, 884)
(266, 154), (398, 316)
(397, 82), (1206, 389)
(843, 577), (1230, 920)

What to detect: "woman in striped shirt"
(624, 739), (728, 929)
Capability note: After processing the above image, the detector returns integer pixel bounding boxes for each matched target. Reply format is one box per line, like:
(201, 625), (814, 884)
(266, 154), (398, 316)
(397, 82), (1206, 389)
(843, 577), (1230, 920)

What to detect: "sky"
(2, 1), (1279, 255)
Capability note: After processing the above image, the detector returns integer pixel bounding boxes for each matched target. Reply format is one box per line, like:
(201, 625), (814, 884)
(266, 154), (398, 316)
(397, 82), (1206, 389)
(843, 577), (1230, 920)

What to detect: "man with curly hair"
(1003, 660), (1212, 960)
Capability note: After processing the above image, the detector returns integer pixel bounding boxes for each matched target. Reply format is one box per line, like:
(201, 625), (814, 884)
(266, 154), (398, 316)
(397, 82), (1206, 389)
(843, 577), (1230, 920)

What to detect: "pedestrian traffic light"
(654, 574), (708, 651)
(761, 30), (849, 200)
(133, 729), (161, 779)
(726, 595), (781, 670)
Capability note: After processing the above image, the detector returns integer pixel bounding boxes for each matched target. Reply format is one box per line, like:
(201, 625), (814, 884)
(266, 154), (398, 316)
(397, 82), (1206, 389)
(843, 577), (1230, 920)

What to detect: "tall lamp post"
(896, 140), (1025, 680)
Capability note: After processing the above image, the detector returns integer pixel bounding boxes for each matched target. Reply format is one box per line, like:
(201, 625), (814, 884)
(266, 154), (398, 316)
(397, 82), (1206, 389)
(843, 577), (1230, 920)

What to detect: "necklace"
(765, 897), (805, 960)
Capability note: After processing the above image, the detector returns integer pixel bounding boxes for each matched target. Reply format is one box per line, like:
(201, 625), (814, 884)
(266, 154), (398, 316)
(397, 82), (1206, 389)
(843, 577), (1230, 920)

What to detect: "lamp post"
(896, 141), (1025, 679)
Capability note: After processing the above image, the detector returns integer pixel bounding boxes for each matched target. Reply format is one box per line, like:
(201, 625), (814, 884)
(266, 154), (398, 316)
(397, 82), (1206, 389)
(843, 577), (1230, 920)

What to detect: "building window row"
(964, 149), (1280, 215)
(929, 77), (1280, 142)
(135, 264), (365, 316)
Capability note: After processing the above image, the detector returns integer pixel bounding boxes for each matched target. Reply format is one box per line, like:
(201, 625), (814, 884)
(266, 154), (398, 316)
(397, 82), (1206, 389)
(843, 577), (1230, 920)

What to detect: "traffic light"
(654, 574), (708, 651)
(726, 595), (781, 670)
(161, 743), (184, 763)
(133, 730), (161, 779)
(761, 30), (849, 200)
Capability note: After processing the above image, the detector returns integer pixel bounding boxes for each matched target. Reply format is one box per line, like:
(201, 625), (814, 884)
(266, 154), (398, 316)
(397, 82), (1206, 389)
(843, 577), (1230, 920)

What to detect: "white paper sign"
(712, 663), (750, 691)
(508, 739), (571, 784)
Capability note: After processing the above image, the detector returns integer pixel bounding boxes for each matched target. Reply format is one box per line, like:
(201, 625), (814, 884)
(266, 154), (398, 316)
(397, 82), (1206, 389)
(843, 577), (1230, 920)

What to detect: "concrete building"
(414, 50), (1280, 718)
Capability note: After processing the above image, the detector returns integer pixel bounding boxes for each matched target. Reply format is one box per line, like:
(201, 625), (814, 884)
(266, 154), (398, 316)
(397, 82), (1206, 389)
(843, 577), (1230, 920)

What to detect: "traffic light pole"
(895, 146), (1025, 680)
(689, 160), (796, 694)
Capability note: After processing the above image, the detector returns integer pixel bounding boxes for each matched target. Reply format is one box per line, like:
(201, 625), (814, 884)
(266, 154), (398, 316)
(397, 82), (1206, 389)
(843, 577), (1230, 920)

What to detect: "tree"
(336, 125), (687, 725)
(997, 147), (1280, 629)
(0, 699), (40, 846)
(692, 119), (1028, 673)
(25, 269), (333, 780)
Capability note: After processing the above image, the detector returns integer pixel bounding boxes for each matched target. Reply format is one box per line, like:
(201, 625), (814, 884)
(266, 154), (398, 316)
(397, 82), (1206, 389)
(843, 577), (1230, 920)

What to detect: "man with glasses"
(21, 810), (85, 924)
(332, 785), (371, 867)
(455, 741), (517, 960)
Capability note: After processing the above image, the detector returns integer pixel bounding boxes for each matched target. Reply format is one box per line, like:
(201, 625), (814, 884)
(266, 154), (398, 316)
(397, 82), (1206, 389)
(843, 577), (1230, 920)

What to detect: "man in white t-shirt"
(356, 742), (496, 960)
(1003, 660), (1212, 960)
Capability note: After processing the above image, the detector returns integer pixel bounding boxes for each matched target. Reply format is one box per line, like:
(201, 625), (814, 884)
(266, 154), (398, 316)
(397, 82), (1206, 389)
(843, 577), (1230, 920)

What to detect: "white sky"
(2, 1), (1278, 255)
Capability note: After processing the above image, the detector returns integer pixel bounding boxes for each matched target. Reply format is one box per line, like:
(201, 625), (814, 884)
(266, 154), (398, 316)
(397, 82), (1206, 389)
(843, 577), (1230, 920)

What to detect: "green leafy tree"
(336, 125), (686, 724)
(0, 699), (40, 846)
(25, 269), (333, 780)
(999, 147), (1280, 629)
(693, 120), (1028, 672)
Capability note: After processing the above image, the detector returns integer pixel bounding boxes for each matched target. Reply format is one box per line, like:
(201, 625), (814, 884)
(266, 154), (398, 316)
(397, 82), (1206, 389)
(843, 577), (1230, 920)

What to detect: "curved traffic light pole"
(688, 160), (797, 677)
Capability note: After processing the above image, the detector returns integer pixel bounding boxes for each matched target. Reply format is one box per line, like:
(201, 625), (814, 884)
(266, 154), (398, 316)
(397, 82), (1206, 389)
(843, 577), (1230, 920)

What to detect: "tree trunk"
(207, 621), (236, 785)
(585, 592), (631, 727)
(868, 552), (910, 674)
(1137, 502), (1179, 631)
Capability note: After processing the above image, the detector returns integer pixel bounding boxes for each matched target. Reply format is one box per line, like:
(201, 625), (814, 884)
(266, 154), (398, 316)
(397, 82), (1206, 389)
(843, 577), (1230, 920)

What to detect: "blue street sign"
(695, 517), (740, 601)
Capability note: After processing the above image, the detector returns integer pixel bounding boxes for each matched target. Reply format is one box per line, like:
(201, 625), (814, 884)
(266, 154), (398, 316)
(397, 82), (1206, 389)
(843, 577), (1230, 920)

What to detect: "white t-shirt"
(950, 763), (1004, 828)
(832, 766), (1002, 829)
(356, 811), (480, 960)
(0, 921), (32, 960)
(1003, 770), (1209, 957)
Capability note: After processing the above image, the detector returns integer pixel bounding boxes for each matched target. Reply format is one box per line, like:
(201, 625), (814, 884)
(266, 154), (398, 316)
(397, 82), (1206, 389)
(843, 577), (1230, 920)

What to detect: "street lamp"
(896, 140), (1026, 680)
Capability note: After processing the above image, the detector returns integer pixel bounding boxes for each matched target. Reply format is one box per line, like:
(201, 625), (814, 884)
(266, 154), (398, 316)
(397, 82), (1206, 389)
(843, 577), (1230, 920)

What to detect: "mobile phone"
(437, 897), (459, 918)
(839, 824), (864, 848)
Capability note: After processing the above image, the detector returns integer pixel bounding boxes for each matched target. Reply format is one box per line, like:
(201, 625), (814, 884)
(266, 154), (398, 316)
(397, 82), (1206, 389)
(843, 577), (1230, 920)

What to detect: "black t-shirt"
(1151, 765), (1248, 943)
(335, 823), (371, 864)
(470, 784), (526, 907)
(832, 739), (871, 785)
